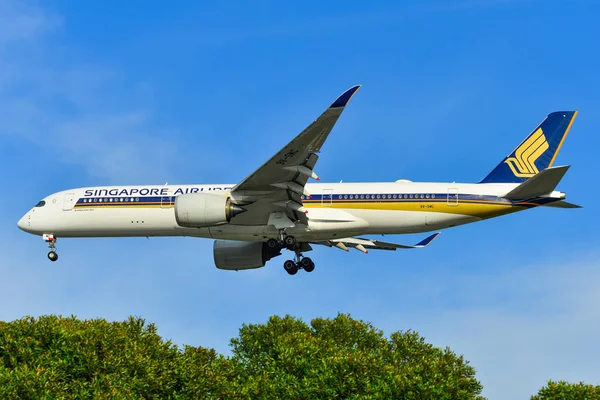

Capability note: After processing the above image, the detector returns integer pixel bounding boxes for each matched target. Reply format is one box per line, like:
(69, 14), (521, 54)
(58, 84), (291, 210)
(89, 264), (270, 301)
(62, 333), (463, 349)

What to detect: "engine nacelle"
(174, 193), (246, 228)
(213, 240), (280, 271)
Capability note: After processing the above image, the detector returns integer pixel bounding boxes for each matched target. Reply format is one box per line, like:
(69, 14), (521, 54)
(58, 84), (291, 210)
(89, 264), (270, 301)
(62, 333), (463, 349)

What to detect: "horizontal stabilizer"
(541, 200), (582, 209)
(315, 232), (441, 252)
(505, 166), (570, 199)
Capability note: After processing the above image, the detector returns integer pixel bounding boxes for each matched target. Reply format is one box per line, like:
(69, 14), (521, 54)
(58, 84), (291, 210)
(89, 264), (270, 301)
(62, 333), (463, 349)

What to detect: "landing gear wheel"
(283, 260), (298, 275)
(284, 235), (297, 249)
(300, 257), (315, 272)
(267, 238), (280, 250)
(44, 235), (58, 262)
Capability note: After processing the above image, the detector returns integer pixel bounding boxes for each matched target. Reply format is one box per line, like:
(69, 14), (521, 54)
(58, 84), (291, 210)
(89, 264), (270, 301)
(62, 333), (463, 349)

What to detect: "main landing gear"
(283, 255), (315, 275)
(267, 232), (315, 275)
(266, 234), (297, 251)
(43, 234), (58, 262)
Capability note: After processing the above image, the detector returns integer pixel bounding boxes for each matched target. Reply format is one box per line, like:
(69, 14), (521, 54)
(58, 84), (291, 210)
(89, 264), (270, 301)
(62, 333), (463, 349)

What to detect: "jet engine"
(174, 193), (246, 228)
(213, 240), (281, 270)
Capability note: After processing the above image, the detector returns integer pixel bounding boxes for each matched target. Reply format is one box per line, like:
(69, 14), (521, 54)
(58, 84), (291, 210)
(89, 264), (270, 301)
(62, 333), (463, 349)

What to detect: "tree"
(0, 315), (227, 399)
(531, 380), (600, 399)
(0, 313), (484, 399)
(228, 314), (484, 399)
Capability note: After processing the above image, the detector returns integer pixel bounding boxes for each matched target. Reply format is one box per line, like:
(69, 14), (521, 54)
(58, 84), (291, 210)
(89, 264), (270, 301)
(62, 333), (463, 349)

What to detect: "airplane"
(17, 85), (580, 275)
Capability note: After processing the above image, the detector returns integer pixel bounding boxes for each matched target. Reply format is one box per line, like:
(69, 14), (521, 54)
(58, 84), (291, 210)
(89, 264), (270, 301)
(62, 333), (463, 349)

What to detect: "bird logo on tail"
(504, 128), (549, 178)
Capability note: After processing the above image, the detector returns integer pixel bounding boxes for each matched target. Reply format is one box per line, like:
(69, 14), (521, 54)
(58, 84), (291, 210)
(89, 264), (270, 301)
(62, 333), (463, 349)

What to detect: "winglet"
(414, 232), (441, 247)
(329, 85), (361, 108)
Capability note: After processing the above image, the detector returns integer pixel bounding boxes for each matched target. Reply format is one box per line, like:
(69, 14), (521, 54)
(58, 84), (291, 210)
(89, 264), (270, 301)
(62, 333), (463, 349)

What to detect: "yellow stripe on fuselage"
(303, 200), (522, 219)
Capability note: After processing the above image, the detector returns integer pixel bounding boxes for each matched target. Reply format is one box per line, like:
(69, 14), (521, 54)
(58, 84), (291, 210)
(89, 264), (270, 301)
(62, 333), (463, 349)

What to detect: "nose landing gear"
(43, 234), (58, 262)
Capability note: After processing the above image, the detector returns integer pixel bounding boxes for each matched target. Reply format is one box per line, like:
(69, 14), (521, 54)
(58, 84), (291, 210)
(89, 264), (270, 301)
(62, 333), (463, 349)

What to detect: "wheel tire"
(283, 260), (298, 275)
(302, 258), (315, 272)
(284, 235), (297, 249)
(267, 238), (280, 249)
(47, 251), (58, 262)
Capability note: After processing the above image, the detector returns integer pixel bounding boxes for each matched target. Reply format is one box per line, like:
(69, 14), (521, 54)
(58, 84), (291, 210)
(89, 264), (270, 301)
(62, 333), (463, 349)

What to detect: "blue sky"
(1, 0), (599, 397)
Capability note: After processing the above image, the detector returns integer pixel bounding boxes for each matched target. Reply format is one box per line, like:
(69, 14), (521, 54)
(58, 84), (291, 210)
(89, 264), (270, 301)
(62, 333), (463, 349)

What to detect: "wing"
(230, 85), (361, 227)
(313, 233), (441, 253)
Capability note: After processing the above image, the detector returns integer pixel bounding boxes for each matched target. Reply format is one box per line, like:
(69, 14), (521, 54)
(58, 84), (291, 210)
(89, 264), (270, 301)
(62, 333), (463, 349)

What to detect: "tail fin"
(480, 111), (578, 183)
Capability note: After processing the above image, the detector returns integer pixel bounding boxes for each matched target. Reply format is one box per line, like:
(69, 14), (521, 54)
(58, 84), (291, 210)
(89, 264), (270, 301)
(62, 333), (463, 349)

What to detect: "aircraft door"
(161, 190), (172, 209)
(447, 188), (459, 206)
(62, 193), (76, 211)
(321, 189), (333, 206)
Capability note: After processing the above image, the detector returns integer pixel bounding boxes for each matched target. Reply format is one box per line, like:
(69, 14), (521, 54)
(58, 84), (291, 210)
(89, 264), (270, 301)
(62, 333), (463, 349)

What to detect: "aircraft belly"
(342, 209), (480, 234)
(210, 218), (369, 242)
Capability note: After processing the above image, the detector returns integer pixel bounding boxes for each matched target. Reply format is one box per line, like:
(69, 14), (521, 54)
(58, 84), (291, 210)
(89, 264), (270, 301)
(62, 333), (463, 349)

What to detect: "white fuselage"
(17, 181), (555, 242)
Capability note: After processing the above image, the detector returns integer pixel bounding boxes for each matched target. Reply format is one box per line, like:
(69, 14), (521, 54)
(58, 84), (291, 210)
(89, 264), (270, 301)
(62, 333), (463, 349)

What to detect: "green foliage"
(228, 314), (484, 399)
(531, 380), (600, 400)
(0, 315), (223, 399)
(0, 313), (484, 399)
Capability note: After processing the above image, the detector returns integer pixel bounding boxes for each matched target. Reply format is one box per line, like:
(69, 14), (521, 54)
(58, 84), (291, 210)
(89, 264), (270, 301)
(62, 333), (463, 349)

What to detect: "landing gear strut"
(43, 234), (58, 262)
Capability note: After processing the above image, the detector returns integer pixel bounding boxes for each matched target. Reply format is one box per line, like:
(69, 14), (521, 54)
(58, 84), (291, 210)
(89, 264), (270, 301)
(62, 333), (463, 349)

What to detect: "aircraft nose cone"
(17, 214), (28, 231)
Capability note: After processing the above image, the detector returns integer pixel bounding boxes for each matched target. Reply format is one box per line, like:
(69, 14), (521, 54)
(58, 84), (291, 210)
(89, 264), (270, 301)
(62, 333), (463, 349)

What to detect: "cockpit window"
(35, 200), (46, 207)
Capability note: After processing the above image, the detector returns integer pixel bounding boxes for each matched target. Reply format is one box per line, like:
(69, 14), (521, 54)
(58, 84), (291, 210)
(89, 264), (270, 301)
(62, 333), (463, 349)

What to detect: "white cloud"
(0, 0), (179, 184)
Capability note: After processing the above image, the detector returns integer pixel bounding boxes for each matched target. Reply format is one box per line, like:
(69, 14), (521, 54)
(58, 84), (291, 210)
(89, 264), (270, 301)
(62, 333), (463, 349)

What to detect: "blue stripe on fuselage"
(73, 193), (556, 209)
